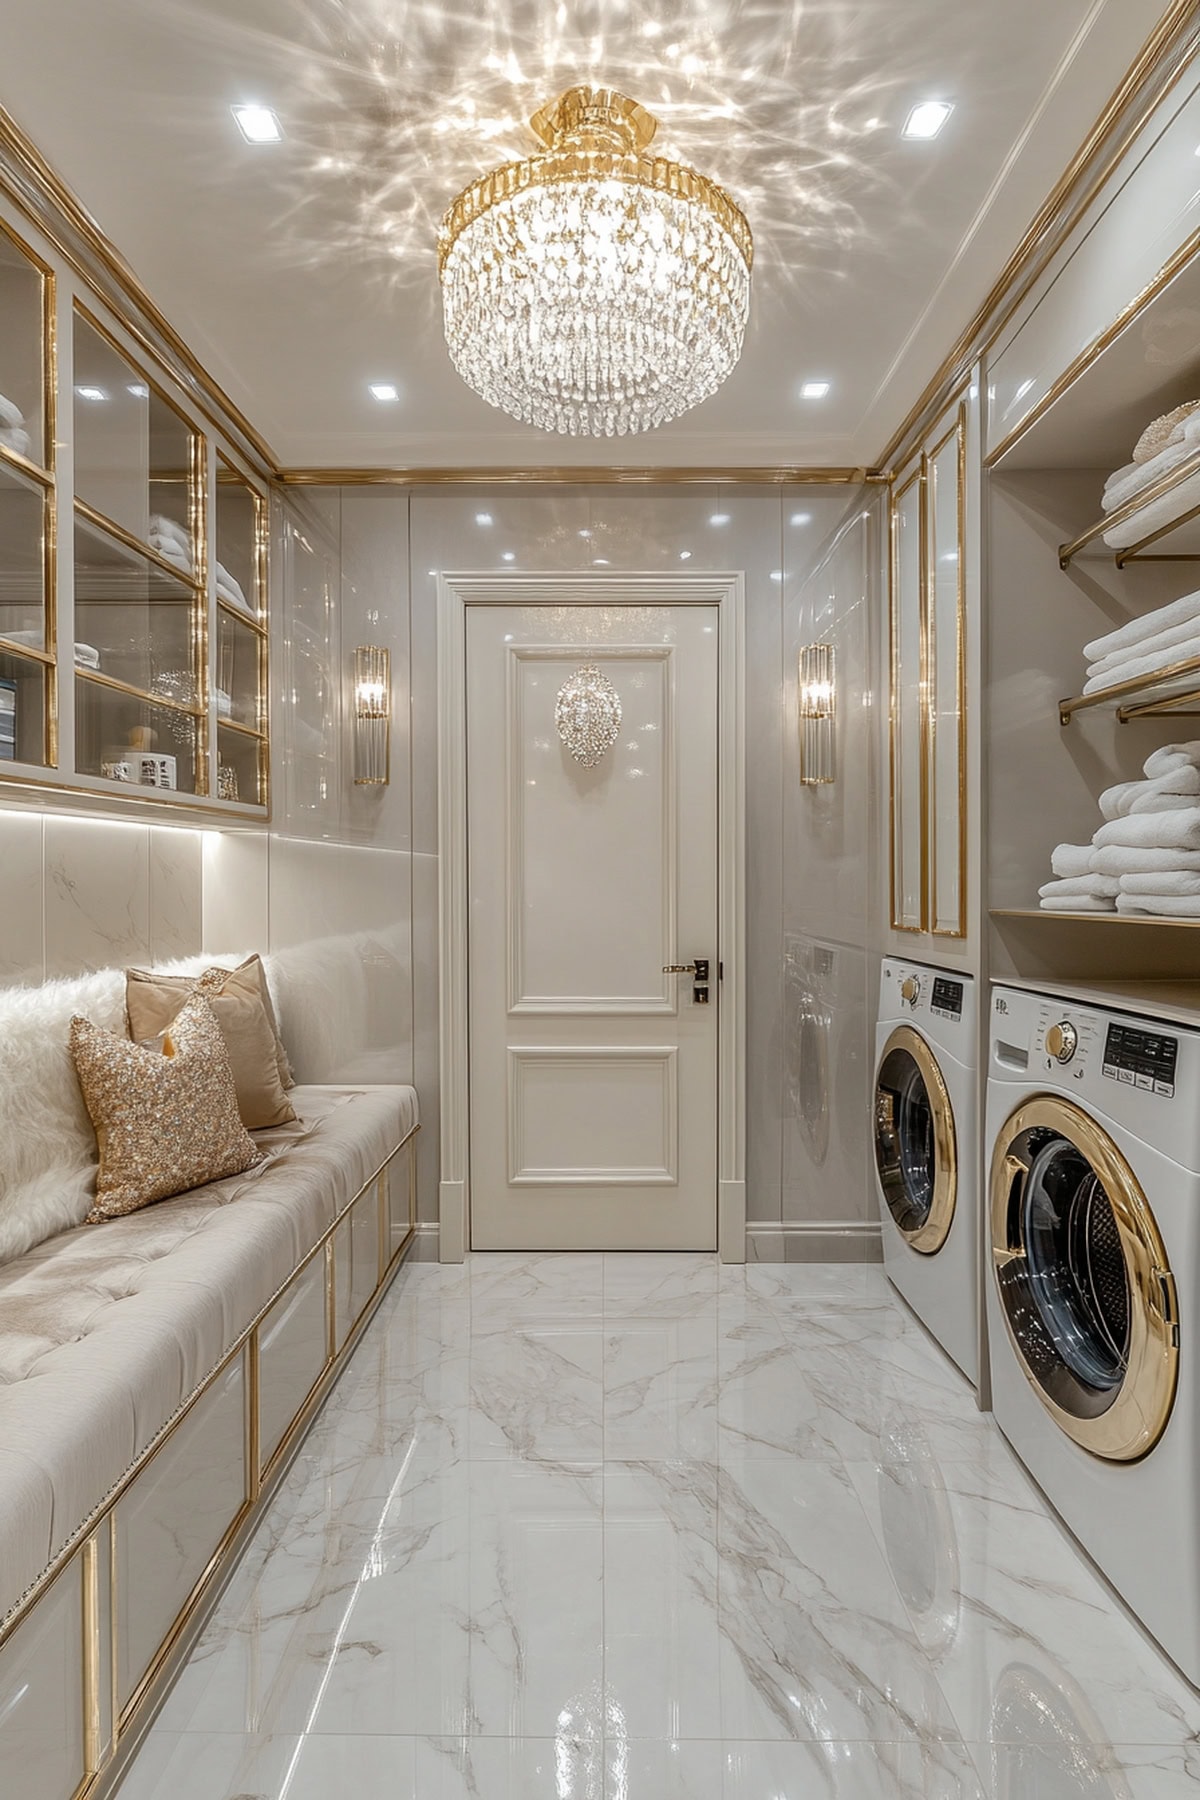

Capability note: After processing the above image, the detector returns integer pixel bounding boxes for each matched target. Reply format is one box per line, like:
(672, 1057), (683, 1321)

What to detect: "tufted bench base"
(0, 1084), (419, 1800)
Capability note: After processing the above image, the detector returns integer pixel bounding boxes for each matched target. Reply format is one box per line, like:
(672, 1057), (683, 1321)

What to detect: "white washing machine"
(986, 983), (1200, 1683)
(873, 958), (978, 1384)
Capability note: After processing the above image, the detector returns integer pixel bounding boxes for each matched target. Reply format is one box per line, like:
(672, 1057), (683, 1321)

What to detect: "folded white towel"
(2, 627), (99, 669)
(0, 393), (24, 430)
(1120, 870), (1200, 896)
(1040, 893), (1116, 913)
(1099, 768), (1200, 818)
(216, 562), (251, 613)
(1093, 844), (1200, 875)
(1129, 791), (1200, 815)
(0, 425), (32, 458)
(1105, 468), (1200, 550)
(1086, 591), (1200, 664)
(1082, 637), (1200, 695)
(149, 513), (190, 552)
(1038, 875), (1120, 899)
(73, 643), (100, 671)
(1117, 892), (1200, 918)
(1144, 742), (1200, 778)
(1102, 438), (1196, 511)
(151, 537), (194, 577)
(1094, 809), (1200, 851)
(1051, 843), (1096, 877)
(1089, 614), (1200, 683)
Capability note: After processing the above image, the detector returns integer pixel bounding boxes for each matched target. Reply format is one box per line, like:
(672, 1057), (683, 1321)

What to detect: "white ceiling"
(0, 0), (1172, 469)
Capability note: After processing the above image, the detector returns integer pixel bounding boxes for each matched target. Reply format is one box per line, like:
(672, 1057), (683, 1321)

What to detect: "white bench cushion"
(0, 1083), (417, 1623)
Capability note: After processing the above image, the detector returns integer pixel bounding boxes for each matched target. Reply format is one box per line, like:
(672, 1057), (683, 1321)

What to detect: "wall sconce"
(353, 645), (391, 785)
(798, 643), (835, 785)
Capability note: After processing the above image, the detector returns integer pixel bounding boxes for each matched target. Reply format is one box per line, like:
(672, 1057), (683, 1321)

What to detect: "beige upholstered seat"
(0, 1083), (418, 1623)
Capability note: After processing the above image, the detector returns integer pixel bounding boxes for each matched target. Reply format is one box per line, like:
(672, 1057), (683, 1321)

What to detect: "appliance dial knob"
(1046, 1021), (1078, 1064)
(900, 976), (920, 1006)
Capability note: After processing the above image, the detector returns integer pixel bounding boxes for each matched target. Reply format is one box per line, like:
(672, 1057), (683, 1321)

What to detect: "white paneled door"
(466, 602), (719, 1250)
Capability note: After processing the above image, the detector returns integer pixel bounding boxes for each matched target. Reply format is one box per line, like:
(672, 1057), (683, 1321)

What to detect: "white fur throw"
(0, 954), (276, 1267)
(0, 969), (126, 1264)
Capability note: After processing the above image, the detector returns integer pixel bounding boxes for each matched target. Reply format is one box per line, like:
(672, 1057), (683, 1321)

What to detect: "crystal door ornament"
(555, 665), (622, 767)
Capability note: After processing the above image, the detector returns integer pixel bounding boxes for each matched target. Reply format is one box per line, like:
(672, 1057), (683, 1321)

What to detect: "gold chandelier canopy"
(438, 85), (753, 438)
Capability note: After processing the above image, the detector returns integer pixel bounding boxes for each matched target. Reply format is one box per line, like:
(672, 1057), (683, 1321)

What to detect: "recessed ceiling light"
(902, 101), (953, 141)
(232, 104), (283, 144)
(801, 381), (830, 399)
(475, 512), (493, 527)
(791, 511), (812, 526)
(75, 385), (107, 401)
(679, 550), (692, 561)
(501, 551), (515, 562)
(593, 557), (611, 566)
(709, 512), (730, 525)
(368, 382), (399, 402)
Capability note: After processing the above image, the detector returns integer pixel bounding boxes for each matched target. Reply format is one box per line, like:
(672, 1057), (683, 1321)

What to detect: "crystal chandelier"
(438, 86), (753, 437)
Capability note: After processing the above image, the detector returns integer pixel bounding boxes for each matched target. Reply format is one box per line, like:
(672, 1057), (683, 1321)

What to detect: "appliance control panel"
(1034, 1008), (1100, 1081)
(930, 976), (964, 1021)
(1102, 1022), (1178, 1098)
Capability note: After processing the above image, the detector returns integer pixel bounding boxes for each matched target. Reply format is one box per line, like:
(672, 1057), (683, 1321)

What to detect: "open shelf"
(1058, 653), (1200, 725)
(993, 907), (1200, 931)
(1056, 446), (1200, 570)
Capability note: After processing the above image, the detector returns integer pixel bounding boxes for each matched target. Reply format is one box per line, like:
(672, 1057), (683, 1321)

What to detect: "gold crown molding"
(0, 105), (278, 478)
(275, 465), (882, 487)
(878, 0), (1200, 475)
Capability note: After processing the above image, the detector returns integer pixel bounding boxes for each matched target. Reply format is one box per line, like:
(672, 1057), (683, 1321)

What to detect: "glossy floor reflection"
(115, 1255), (1200, 1797)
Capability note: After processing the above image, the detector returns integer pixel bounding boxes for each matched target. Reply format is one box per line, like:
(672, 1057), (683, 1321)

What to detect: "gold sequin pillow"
(71, 993), (263, 1224)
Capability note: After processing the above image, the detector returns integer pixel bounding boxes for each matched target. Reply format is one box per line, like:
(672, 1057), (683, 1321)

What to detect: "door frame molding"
(437, 570), (746, 1262)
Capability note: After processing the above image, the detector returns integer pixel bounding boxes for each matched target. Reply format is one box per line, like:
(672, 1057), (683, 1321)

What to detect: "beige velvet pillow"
(126, 959), (296, 1130)
(72, 994), (262, 1223)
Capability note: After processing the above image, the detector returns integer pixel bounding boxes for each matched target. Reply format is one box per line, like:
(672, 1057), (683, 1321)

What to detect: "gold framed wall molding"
(888, 458), (928, 933)
(926, 401), (969, 941)
(0, 1128), (419, 1800)
(276, 464), (882, 486)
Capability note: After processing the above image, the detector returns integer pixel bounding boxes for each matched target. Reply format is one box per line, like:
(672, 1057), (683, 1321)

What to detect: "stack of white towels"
(1081, 585), (1200, 694)
(1042, 742), (1200, 918)
(1103, 400), (1200, 550)
(148, 513), (255, 617)
(0, 392), (33, 461)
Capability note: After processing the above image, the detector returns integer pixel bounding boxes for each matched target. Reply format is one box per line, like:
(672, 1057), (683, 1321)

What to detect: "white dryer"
(986, 984), (1199, 1682)
(873, 958), (978, 1384)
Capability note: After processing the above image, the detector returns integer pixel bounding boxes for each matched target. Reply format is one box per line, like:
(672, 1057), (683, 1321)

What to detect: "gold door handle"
(663, 964), (698, 974)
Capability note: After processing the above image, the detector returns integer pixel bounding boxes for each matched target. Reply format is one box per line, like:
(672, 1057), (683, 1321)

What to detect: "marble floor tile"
(468, 1316), (604, 1461)
(970, 1743), (1200, 1798)
(715, 1456), (962, 1742)
(117, 1253), (1200, 1800)
(845, 1450), (1200, 1749)
(604, 1311), (720, 1461)
(607, 1736), (986, 1799)
(115, 1731), (605, 1799)
(603, 1461), (721, 1739)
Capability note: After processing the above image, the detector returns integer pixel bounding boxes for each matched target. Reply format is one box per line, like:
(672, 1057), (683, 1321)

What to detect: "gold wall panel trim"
(0, 761), (269, 821)
(0, 1124), (420, 1653)
(276, 464), (881, 487)
(0, 107), (277, 476)
(880, 0), (1200, 474)
(888, 462), (928, 933)
(927, 402), (969, 941)
(81, 1533), (100, 1778)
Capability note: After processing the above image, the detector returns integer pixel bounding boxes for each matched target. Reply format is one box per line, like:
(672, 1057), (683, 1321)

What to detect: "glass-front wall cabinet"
(0, 206), (268, 813)
(0, 222), (54, 772)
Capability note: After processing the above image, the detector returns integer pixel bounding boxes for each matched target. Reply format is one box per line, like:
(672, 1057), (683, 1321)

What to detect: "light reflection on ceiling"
(0, 0), (1168, 464)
